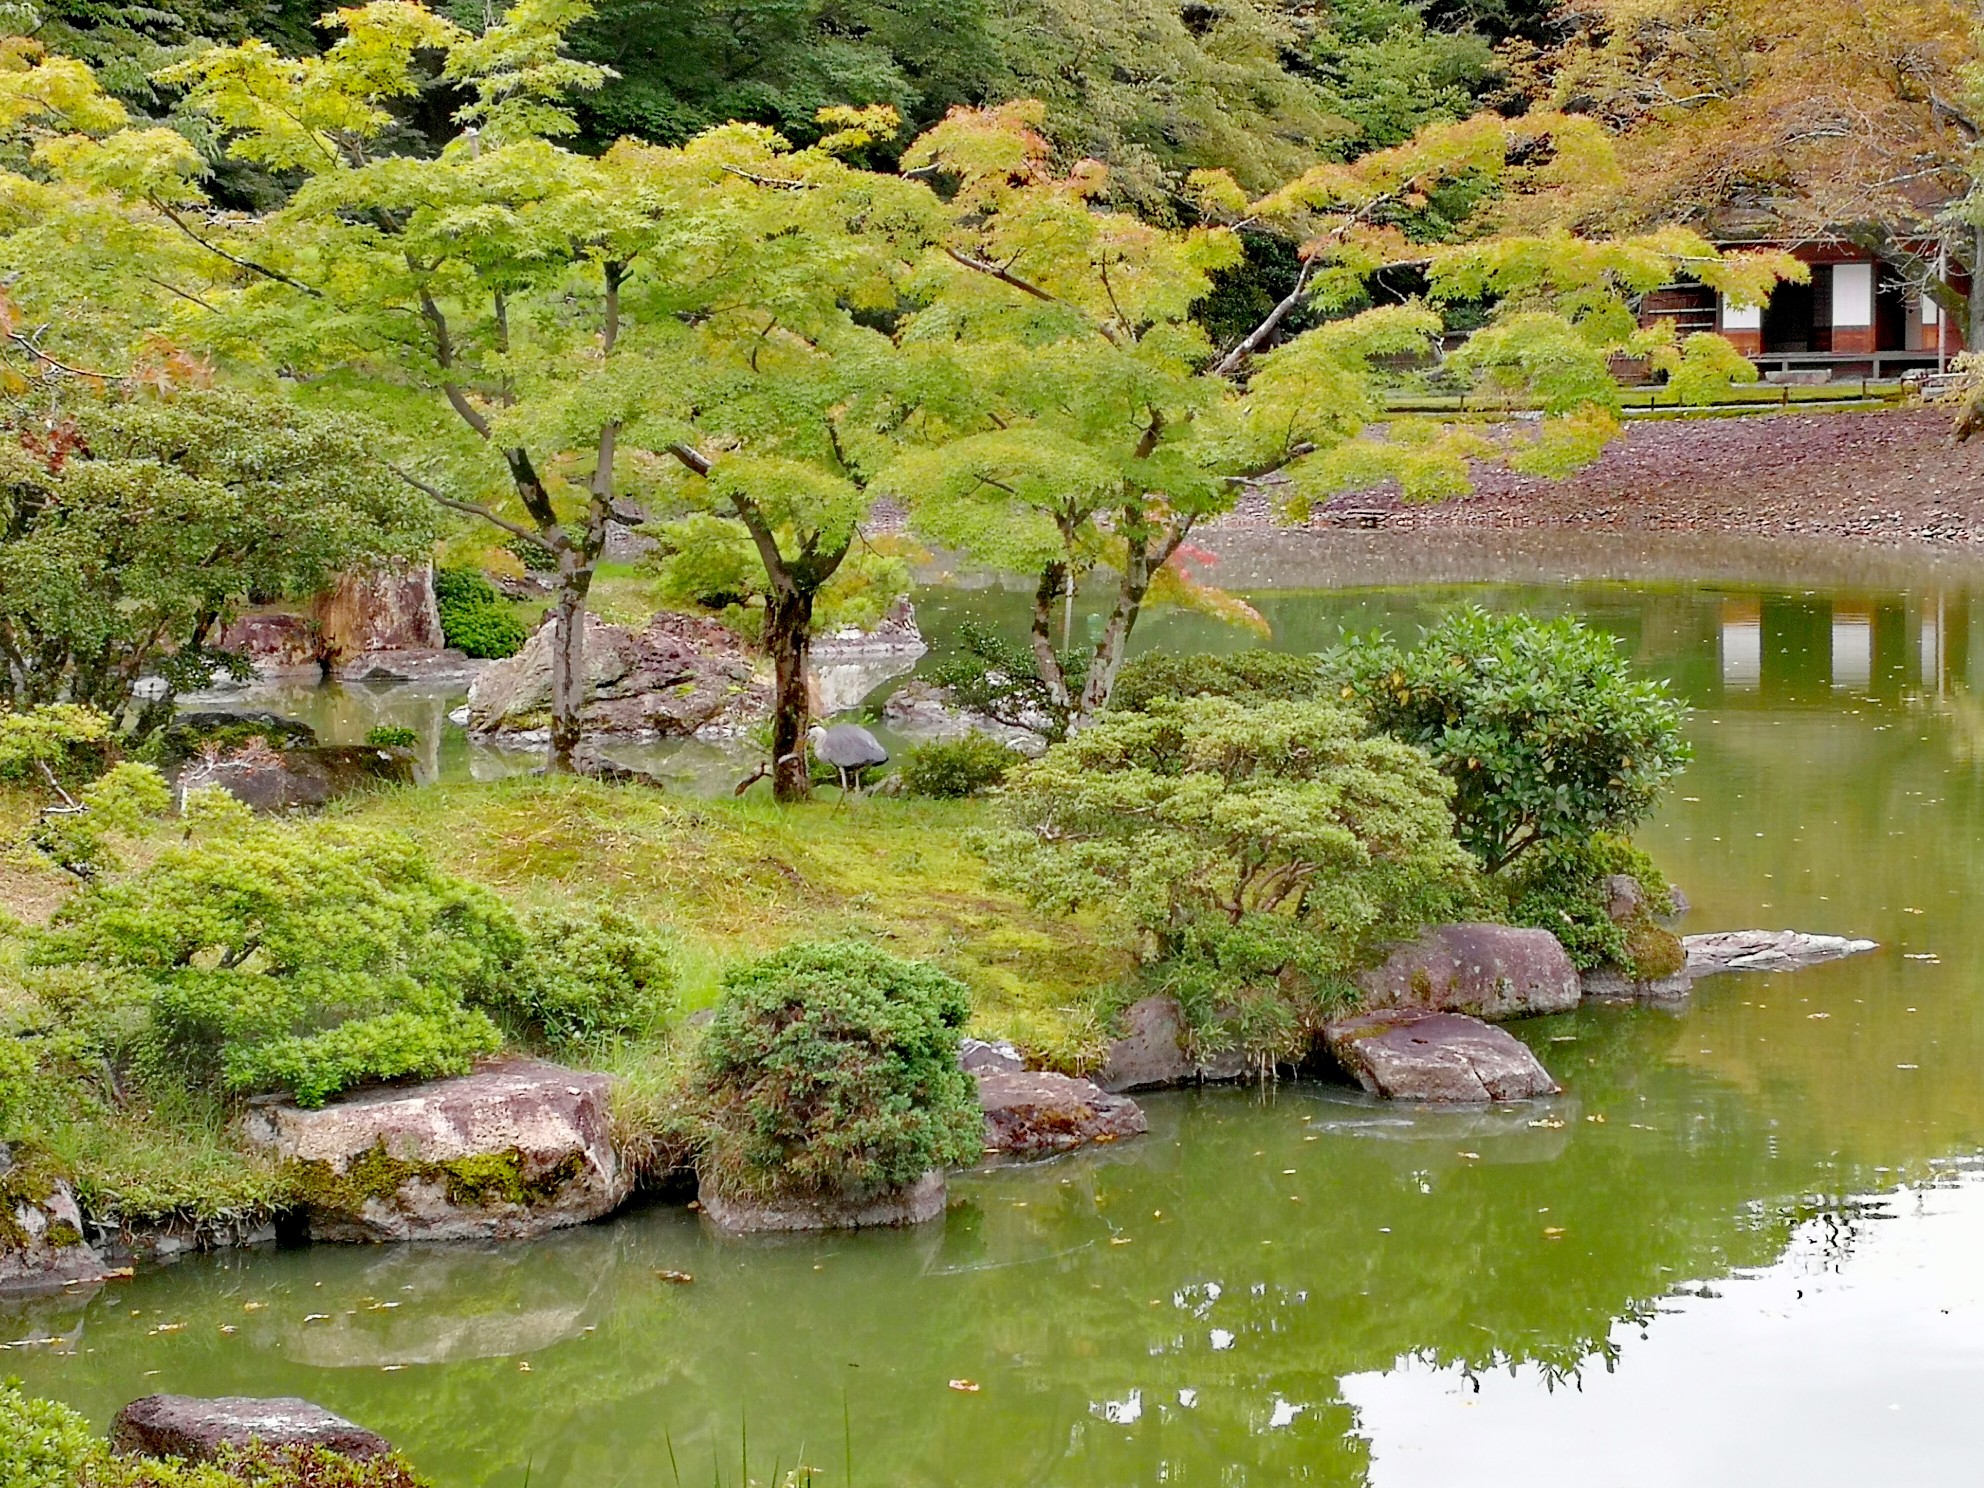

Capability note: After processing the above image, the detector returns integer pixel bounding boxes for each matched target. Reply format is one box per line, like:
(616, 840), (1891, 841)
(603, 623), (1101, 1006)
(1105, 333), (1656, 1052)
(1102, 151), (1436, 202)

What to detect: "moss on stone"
(1621, 920), (1686, 981)
(290, 1141), (584, 1217)
(0, 1142), (77, 1251)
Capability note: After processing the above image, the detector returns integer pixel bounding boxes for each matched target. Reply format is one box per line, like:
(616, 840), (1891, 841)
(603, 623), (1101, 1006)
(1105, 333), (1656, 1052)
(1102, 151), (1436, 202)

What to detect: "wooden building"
(1641, 241), (1967, 382)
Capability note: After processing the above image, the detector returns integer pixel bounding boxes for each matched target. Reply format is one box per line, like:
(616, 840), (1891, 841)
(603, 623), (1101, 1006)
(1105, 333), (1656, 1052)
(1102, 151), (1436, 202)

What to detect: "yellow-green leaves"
(446, 0), (610, 144)
(0, 44), (128, 137)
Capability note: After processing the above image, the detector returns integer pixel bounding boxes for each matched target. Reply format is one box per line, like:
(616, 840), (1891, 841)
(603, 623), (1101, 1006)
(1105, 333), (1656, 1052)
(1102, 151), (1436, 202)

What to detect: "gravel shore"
(1219, 407), (1984, 546)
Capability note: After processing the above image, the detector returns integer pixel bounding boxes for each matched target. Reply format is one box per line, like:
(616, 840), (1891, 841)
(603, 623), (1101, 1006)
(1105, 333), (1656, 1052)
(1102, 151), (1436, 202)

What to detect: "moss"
(0, 1141), (76, 1251)
(292, 1142), (584, 1215)
(1621, 920), (1687, 981)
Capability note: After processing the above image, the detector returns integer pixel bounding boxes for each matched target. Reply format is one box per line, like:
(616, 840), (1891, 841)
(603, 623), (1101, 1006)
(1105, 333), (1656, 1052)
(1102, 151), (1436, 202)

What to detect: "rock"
(881, 679), (1050, 759)
(1322, 1009), (1560, 1103)
(176, 744), (414, 811)
(1682, 930), (1878, 973)
(977, 1072), (1148, 1157)
(239, 1058), (629, 1243)
(1356, 923), (1582, 1022)
(1094, 995), (1252, 1092)
(111, 1396), (391, 1463)
(467, 613), (769, 739)
(215, 612), (323, 679)
(1, 1152), (111, 1296)
(331, 649), (482, 684)
(1603, 874), (1647, 924)
(959, 1037), (1025, 1076)
(313, 566), (445, 659)
(162, 712), (318, 755)
(697, 1169), (946, 1234)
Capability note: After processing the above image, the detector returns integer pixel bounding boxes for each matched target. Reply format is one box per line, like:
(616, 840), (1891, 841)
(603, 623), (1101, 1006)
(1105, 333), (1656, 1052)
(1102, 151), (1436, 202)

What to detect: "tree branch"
(388, 463), (543, 544)
(150, 199), (322, 297)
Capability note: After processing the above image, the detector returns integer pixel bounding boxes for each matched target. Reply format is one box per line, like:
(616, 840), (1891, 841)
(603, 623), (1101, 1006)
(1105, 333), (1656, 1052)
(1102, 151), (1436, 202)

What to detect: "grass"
(334, 776), (1130, 1067)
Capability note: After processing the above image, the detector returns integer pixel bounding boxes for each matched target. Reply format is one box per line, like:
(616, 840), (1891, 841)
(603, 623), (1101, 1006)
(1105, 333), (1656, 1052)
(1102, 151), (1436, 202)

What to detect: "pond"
(10, 531), (1984, 1486)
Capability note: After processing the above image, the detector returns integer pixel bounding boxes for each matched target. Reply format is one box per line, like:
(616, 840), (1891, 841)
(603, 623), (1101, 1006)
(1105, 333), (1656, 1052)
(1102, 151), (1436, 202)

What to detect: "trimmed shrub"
(695, 942), (981, 1200)
(33, 810), (521, 1107)
(981, 697), (1476, 989)
(0, 1378), (103, 1488)
(1330, 607), (1690, 873)
(896, 735), (1022, 798)
(1108, 649), (1327, 713)
(501, 907), (678, 1049)
(433, 569), (526, 660)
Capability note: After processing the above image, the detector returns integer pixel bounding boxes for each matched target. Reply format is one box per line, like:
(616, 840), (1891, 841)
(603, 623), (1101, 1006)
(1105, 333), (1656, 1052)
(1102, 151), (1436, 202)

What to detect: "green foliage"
(1331, 607), (1691, 873)
(82, 1442), (430, 1487)
(896, 735), (1022, 798)
(1657, 331), (1763, 406)
(364, 726), (419, 749)
(1108, 649), (1328, 713)
(1500, 833), (1677, 973)
(981, 697), (1476, 991)
(0, 392), (430, 724)
(925, 623), (1084, 742)
(695, 941), (980, 1198)
(0, 704), (118, 787)
(645, 514), (761, 611)
(500, 906), (678, 1049)
(0, 1379), (104, 1488)
(27, 762), (172, 880)
(33, 808), (521, 1107)
(433, 569), (529, 661)
(1307, 0), (1499, 151)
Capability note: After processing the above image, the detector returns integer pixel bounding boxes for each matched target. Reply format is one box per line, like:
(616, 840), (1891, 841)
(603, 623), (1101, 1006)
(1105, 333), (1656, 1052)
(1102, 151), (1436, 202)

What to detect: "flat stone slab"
(239, 1059), (627, 1243)
(1581, 967), (1694, 1004)
(1323, 1009), (1561, 1103)
(698, 1169), (946, 1234)
(1683, 930), (1878, 974)
(977, 1072), (1147, 1157)
(112, 1395), (391, 1462)
(1357, 923), (1581, 1022)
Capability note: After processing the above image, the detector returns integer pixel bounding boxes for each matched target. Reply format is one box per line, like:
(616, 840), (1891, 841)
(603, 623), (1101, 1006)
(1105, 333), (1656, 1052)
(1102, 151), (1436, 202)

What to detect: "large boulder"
(0, 1144), (112, 1295)
(112, 1396), (391, 1463)
(1683, 929), (1878, 973)
(1322, 1009), (1560, 1103)
(1356, 923), (1581, 1022)
(697, 1169), (946, 1234)
(175, 743), (414, 811)
(239, 1059), (630, 1243)
(467, 613), (768, 740)
(215, 612), (323, 679)
(977, 1072), (1147, 1158)
(312, 566), (445, 658)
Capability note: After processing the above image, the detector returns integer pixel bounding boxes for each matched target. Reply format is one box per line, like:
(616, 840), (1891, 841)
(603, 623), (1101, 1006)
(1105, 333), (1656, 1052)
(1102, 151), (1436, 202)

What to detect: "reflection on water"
(19, 537), (1984, 1485)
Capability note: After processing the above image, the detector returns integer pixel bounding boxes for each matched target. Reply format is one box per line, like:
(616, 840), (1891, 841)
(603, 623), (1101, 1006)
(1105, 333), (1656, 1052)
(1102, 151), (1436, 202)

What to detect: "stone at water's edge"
(959, 1037), (1025, 1076)
(977, 1072), (1148, 1158)
(697, 1170), (946, 1234)
(1683, 930), (1879, 973)
(239, 1059), (628, 1243)
(467, 612), (768, 739)
(1357, 923), (1581, 1022)
(881, 679), (1050, 758)
(1323, 1009), (1560, 1103)
(1095, 996), (1252, 1093)
(311, 565), (444, 659)
(112, 1396), (392, 1462)
(175, 744), (414, 812)
(0, 1144), (112, 1295)
(1582, 966), (1694, 1004)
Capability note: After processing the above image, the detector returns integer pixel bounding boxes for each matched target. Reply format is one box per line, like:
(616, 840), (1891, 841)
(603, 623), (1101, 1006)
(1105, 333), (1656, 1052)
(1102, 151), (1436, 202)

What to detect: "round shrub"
(896, 735), (1022, 798)
(1109, 649), (1327, 713)
(0, 1380), (105, 1488)
(434, 568), (527, 660)
(695, 942), (980, 1200)
(501, 907), (678, 1048)
(364, 725), (419, 749)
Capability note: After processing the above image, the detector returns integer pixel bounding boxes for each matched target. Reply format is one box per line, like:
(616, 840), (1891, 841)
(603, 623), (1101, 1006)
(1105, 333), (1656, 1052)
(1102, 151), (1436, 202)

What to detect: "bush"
(1330, 607), (1690, 873)
(1658, 331), (1761, 407)
(0, 703), (118, 788)
(433, 568), (527, 660)
(0, 1378), (103, 1488)
(981, 697), (1476, 991)
(500, 907), (677, 1049)
(1500, 833), (1676, 972)
(33, 808), (521, 1107)
(363, 726), (419, 749)
(644, 514), (762, 611)
(896, 736), (1022, 798)
(1108, 649), (1327, 713)
(695, 942), (980, 1200)
(925, 622), (1084, 743)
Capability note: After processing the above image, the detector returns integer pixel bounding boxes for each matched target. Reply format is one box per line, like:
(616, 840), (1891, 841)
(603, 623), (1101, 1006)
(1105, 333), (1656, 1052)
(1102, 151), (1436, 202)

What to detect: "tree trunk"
(546, 555), (595, 774)
(1071, 516), (1191, 727)
(1029, 560), (1071, 710)
(763, 584), (816, 803)
(1970, 225), (1984, 354)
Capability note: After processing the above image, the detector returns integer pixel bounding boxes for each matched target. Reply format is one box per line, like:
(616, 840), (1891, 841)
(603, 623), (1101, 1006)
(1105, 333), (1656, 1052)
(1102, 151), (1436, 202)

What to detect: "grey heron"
(809, 723), (889, 796)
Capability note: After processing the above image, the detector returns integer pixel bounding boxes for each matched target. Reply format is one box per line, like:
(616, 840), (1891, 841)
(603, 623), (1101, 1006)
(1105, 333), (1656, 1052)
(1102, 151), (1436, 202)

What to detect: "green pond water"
(11, 532), (1984, 1485)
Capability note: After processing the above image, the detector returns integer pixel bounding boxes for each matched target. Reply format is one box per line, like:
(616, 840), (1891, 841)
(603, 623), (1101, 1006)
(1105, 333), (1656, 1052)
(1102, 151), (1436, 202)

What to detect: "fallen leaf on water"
(1807, 1013), (1831, 1020)
(1527, 1118), (1565, 1130)
(1897, 1063), (1920, 1070)
(655, 1270), (694, 1285)
(242, 1303), (265, 1313)
(1543, 1228), (1565, 1239)
(1585, 1114), (1607, 1123)
(103, 1268), (134, 1281)
(218, 1325), (236, 1335)
(1109, 1236), (1133, 1246)
(517, 1361), (532, 1373)
(1457, 1152), (1480, 1161)
(302, 1314), (330, 1324)
(149, 1323), (185, 1335)
(948, 1380), (980, 1393)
